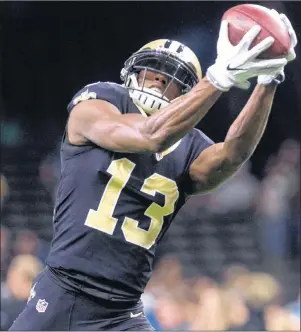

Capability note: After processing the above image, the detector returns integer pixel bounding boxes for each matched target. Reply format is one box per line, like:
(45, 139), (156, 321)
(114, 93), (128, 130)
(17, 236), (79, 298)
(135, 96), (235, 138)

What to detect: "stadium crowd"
(1, 125), (300, 330)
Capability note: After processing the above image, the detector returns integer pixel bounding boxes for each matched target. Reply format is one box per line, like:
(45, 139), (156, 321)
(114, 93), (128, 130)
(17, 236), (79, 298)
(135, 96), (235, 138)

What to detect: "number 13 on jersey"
(85, 158), (179, 249)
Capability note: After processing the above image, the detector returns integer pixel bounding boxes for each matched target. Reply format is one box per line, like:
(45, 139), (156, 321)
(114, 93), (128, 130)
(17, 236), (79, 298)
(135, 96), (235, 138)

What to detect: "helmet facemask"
(121, 45), (200, 115)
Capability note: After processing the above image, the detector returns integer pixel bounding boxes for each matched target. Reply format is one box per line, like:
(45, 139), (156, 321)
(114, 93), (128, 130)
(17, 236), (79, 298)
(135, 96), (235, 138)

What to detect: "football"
(222, 4), (290, 59)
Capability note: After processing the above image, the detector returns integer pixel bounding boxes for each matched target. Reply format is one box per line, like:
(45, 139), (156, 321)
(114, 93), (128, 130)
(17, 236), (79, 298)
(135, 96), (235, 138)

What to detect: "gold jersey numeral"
(85, 158), (179, 249)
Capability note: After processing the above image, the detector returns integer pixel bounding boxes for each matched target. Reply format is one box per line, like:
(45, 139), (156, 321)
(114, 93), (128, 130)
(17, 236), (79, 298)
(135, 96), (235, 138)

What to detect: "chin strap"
(129, 89), (169, 115)
(125, 74), (170, 115)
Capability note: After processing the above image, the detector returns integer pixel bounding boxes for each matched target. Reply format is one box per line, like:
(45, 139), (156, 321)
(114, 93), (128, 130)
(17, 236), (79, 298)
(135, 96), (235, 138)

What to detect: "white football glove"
(258, 10), (297, 85)
(206, 20), (287, 91)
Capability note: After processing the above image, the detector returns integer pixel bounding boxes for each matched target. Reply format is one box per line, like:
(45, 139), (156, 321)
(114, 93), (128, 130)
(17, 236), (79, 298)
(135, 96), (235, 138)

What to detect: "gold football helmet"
(121, 39), (202, 114)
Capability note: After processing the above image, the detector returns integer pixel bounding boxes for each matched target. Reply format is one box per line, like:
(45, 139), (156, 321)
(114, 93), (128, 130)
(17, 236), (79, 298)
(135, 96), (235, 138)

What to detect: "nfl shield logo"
(36, 299), (48, 313)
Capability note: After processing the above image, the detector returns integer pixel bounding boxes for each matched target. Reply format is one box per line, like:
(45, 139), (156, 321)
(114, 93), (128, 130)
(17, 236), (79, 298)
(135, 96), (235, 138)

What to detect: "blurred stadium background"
(1, 1), (300, 330)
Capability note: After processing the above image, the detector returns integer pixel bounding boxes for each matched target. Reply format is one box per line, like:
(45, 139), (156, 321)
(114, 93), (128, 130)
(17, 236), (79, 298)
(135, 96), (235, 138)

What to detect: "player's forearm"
(223, 83), (277, 164)
(142, 78), (222, 152)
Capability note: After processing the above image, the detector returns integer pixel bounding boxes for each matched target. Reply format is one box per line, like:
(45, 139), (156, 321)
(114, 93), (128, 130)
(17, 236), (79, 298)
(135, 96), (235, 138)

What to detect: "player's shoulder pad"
(191, 128), (215, 146)
(67, 81), (129, 113)
(182, 128), (215, 177)
(183, 128), (214, 172)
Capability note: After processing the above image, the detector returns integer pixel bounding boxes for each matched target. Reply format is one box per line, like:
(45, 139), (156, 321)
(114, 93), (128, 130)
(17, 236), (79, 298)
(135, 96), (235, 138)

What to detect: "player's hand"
(257, 9), (297, 85)
(257, 10), (297, 85)
(270, 10), (297, 62)
(206, 20), (287, 91)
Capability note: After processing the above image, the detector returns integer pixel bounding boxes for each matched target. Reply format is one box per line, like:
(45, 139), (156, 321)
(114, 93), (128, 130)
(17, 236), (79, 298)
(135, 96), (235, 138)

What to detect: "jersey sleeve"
(182, 128), (215, 196)
(67, 82), (127, 113)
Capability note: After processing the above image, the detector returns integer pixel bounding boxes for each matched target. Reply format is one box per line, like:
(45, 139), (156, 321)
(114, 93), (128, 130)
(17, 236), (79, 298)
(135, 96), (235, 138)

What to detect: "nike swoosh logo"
(227, 64), (246, 71)
(130, 312), (143, 318)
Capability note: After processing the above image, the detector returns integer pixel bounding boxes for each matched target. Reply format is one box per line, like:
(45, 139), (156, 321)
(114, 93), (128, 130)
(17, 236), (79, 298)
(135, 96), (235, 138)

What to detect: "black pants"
(9, 268), (154, 331)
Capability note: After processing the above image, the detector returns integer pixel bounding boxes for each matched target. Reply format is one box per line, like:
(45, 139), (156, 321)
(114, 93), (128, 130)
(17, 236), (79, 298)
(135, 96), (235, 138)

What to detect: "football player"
(10, 10), (297, 331)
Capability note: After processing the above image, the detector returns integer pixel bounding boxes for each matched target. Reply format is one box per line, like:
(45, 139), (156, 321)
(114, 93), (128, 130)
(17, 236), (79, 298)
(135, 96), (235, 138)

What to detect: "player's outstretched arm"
(188, 11), (297, 194)
(68, 20), (282, 154)
(68, 79), (222, 153)
(188, 82), (278, 194)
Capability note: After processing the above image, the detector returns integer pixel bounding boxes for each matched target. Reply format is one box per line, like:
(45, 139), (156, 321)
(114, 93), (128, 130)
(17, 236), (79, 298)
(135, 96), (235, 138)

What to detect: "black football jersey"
(46, 82), (214, 301)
